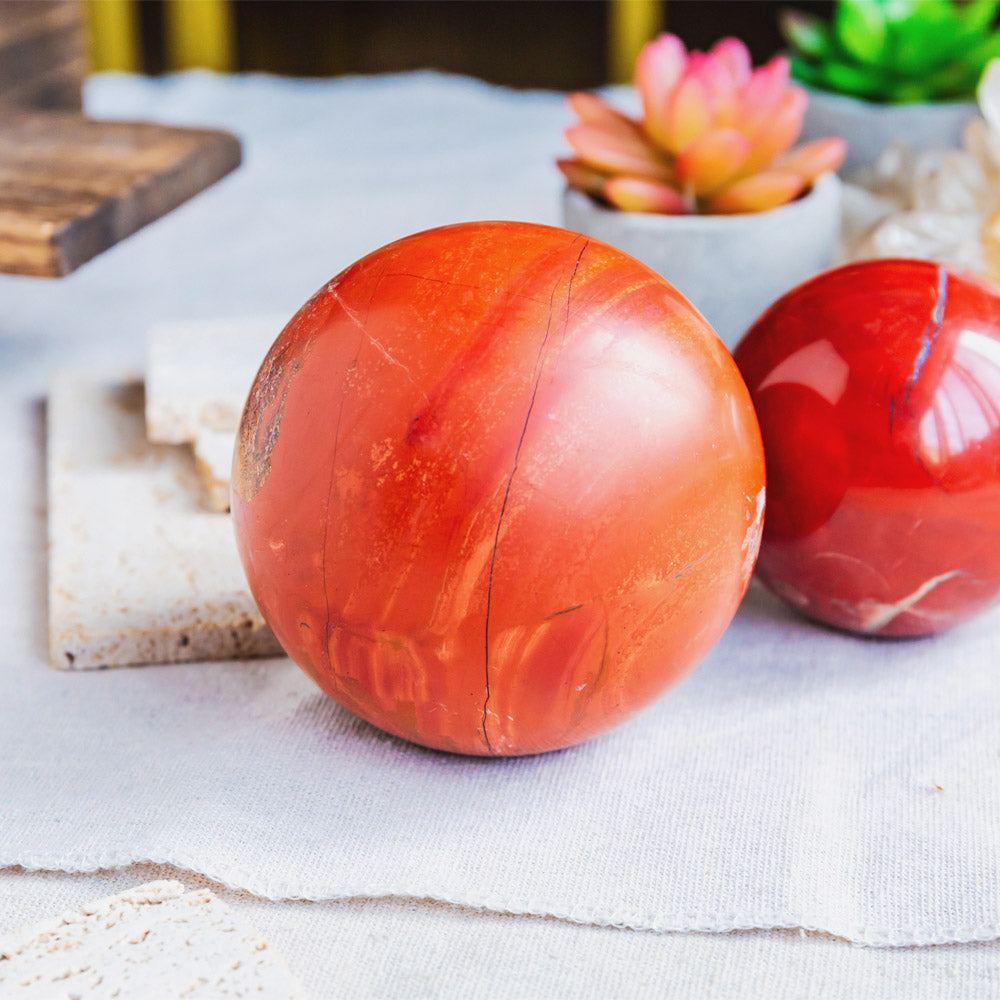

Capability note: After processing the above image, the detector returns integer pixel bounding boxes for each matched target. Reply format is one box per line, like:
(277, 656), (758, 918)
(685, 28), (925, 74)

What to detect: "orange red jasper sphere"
(735, 259), (1000, 637)
(232, 222), (765, 755)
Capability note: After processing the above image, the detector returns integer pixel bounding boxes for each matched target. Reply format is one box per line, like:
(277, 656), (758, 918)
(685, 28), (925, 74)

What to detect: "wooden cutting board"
(0, 1), (242, 278)
(0, 110), (242, 277)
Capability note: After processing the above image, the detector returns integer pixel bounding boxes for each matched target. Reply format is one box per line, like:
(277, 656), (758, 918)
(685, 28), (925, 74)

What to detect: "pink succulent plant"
(559, 34), (847, 215)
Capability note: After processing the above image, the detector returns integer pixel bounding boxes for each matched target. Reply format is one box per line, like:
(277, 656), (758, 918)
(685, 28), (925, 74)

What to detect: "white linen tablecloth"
(2, 71), (999, 997)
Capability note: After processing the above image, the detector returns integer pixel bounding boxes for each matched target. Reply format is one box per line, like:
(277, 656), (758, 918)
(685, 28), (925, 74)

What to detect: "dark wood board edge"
(1, 125), (242, 278)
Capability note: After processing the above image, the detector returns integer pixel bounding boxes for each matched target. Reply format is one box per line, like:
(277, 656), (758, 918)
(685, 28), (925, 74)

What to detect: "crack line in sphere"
(674, 552), (711, 580)
(481, 238), (589, 754)
(383, 271), (483, 291)
(331, 287), (430, 405)
(904, 264), (948, 406)
(545, 604), (584, 620)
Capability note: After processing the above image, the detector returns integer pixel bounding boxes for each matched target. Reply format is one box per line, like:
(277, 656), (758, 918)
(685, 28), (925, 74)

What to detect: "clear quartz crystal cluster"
(842, 59), (1000, 282)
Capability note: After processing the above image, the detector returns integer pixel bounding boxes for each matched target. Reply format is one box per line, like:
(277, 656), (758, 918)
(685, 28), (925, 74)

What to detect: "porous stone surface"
(0, 880), (304, 998)
(47, 372), (281, 668)
(193, 428), (237, 513)
(145, 317), (283, 513)
(145, 316), (283, 444)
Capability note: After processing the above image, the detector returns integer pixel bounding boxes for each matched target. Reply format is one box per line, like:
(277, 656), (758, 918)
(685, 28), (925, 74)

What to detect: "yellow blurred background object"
(609, 0), (663, 83)
(164, 0), (233, 71)
(85, 0), (139, 72)
(86, 0), (232, 72)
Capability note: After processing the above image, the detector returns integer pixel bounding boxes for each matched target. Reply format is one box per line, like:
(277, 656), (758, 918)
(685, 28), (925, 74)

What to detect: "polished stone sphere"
(233, 221), (764, 755)
(735, 259), (1000, 637)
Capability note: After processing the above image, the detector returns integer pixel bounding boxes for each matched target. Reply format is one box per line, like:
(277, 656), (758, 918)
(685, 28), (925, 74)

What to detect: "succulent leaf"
(663, 74), (714, 152)
(689, 54), (742, 128)
(959, 0), (1000, 37)
(691, 54), (736, 108)
(740, 87), (808, 175)
(556, 158), (608, 198)
(886, 81), (936, 103)
(788, 56), (826, 88)
(774, 137), (848, 182)
(788, 0), (1000, 102)
(739, 56), (793, 138)
(565, 123), (674, 183)
(779, 10), (833, 61)
(709, 37), (753, 86)
(704, 171), (806, 214)
(891, 2), (960, 74)
(602, 177), (689, 214)
(559, 31), (842, 215)
(881, 0), (919, 25)
(920, 55), (987, 101)
(635, 33), (687, 149)
(961, 30), (1000, 79)
(567, 92), (641, 135)
(817, 58), (896, 100)
(675, 128), (751, 194)
(834, 0), (888, 65)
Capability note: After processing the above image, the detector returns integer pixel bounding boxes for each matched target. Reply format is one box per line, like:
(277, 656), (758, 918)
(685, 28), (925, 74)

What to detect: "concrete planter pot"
(561, 172), (842, 351)
(799, 88), (977, 174)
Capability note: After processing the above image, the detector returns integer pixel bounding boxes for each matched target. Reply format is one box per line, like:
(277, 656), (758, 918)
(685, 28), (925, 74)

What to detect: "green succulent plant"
(782, 0), (1000, 103)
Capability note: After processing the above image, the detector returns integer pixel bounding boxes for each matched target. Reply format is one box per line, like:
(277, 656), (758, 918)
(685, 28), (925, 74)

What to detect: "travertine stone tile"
(47, 372), (280, 668)
(145, 316), (283, 445)
(0, 880), (304, 998)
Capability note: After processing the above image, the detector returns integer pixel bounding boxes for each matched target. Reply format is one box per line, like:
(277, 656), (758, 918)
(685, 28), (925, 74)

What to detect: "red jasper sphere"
(233, 221), (764, 755)
(735, 259), (1000, 637)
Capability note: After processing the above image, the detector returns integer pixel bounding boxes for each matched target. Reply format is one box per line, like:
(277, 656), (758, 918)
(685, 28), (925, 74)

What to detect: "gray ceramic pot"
(799, 88), (977, 173)
(561, 172), (841, 351)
